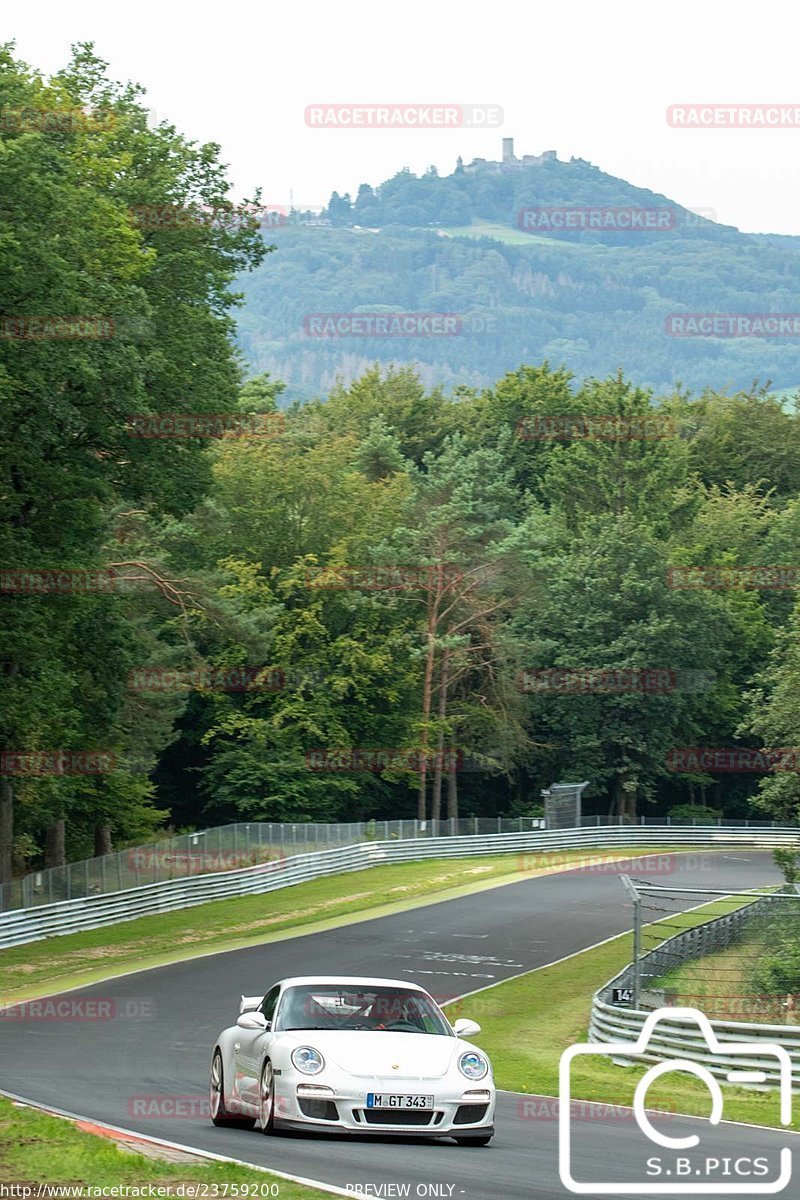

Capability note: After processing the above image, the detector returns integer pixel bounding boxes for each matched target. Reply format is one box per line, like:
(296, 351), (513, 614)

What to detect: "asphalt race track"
(1, 851), (795, 1199)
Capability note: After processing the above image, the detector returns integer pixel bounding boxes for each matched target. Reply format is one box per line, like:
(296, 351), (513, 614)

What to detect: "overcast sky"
(8, 0), (800, 234)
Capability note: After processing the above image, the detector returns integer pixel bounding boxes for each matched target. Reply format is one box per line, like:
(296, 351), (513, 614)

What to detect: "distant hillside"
(236, 143), (800, 399)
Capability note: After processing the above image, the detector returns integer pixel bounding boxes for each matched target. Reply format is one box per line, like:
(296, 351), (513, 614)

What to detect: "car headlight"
(458, 1051), (488, 1081)
(291, 1046), (325, 1075)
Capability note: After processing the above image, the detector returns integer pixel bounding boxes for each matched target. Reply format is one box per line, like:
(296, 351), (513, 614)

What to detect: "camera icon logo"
(559, 1007), (793, 1194)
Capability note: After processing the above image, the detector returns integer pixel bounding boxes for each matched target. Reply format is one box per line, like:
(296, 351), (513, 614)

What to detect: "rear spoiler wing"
(240, 994), (263, 1014)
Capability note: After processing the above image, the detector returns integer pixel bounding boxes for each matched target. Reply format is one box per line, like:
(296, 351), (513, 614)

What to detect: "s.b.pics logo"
(559, 1008), (792, 1194)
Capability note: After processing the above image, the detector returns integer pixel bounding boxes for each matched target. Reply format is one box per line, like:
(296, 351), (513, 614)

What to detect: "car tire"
(258, 1058), (276, 1135)
(455, 1135), (493, 1146)
(210, 1049), (255, 1128)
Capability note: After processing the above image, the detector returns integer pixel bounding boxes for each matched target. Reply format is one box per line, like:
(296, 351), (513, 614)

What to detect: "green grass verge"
(0, 846), (684, 1004)
(652, 918), (794, 1022)
(446, 898), (793, 1132)
(0, 1094), (332, 1197)
(654, 940), (773, 1017)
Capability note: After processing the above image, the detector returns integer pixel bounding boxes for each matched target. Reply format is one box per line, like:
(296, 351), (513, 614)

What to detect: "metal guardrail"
(590, 890), (800, 1087)
(4, 814), (790, 913)
(1, 816), (549, 912)
(1, 824), (799, 950)
(589, 995), (800, 1088)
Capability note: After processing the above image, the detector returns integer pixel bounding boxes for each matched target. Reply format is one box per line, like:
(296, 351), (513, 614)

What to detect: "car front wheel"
(455, 1134), (492, 1146)
(258, 1059), (275, 1134)
(210, 1049), (255, 1128)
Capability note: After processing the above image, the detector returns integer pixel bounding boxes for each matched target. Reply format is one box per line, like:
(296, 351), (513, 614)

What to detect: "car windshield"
(275, 984), (453, 1036)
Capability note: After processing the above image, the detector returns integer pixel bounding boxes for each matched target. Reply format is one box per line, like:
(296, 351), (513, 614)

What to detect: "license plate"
(366, 1093), (434, 1109)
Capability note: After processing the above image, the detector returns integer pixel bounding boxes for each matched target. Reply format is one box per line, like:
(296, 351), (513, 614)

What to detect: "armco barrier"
(0, 824), (798, 950)
(4, 815), (785, 913)
(589, 994), (800, 1089)
(2, 816), (549, 911)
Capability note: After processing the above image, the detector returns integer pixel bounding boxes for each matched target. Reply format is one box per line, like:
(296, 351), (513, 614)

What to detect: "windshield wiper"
(282, 1025), (332, 1030)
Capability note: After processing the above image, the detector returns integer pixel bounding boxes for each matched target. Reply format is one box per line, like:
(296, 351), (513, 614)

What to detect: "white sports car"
(210, 975), (495, 1144)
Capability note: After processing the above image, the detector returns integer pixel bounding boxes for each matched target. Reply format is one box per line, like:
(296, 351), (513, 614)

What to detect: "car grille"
(360, 1109), (437, 1126)
(298, 1098), (339, 1121)
(453, 1103), (489, 1124)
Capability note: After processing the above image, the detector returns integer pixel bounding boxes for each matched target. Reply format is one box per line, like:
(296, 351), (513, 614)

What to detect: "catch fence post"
(620, 874), (641, 1009)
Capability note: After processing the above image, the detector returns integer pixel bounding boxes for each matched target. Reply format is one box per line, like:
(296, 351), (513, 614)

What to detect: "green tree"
(744, 595), (800, 822)
(539, 375), (691, 534)
(380, 434), (526, 819)
(675, 388), (800, 500)
(0, 43), (266, 878)
(515, 515), (734, 821)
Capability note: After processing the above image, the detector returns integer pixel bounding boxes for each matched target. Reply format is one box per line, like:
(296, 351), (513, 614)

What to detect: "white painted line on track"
(406, 969), (496, 978)
(444, 930), (629, 1008)
(7, 1079), (795, 1172)
(0, 847), (755, 1012)
(494, 1088), (800, 1138)
(444, 893), (738, 1009)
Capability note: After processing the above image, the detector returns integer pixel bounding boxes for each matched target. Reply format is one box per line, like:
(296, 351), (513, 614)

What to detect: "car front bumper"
(274, 1075), (495, 1137)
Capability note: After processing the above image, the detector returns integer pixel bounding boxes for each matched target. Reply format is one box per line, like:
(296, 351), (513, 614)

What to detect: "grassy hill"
(236, 153), (800, 400)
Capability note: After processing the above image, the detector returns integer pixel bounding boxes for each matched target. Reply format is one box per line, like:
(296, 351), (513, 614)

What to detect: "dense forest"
(237, 152), (800, 399)
(2, 46), (800, 883)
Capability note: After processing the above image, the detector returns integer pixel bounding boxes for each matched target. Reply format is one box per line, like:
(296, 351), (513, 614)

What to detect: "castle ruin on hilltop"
(457, 138), (557, 174)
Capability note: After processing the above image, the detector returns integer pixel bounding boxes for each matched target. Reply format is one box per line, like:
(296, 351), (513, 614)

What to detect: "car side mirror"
(453, 1017), (481, 1037)
(237, 1011), (269, 1031)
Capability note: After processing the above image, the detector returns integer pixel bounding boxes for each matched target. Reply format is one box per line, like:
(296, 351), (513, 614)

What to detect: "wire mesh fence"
(612, 876), (800, 1022)
(542, 781), (589, 829)
(0, 815), (549, 912)
(2, 811), (793, 914)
